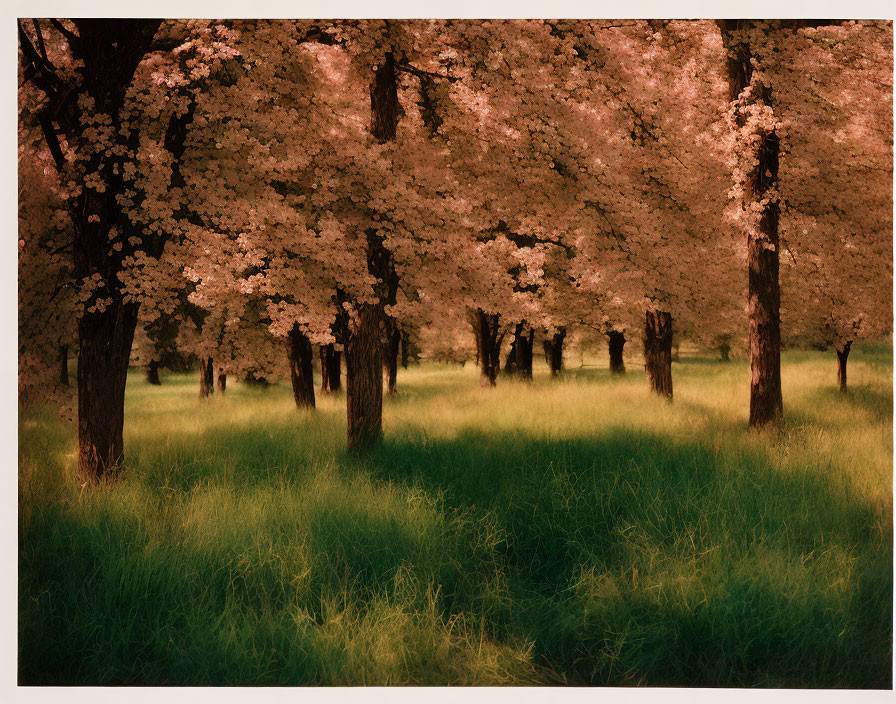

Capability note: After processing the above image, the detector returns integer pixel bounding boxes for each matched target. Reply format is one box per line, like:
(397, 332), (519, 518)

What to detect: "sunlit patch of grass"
(19, 344), (892, 686)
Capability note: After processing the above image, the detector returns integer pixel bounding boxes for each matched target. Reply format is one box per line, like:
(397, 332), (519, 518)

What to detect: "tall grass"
(18, 345), (892, 686)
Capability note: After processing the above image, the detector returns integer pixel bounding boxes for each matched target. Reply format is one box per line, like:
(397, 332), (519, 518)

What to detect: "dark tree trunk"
(400, 332), (410, 368)
(512, 323), (534, 379)
(836, 341), (852, 392)
(18, 20), (183, 483)
(475, 309), (502, 387)
(504, 333), (518, 374)
(547, 327), (565, 376)
(644, 310), (673, 399)
(608, 330), (626, 373)
(719, 21), (783, 428)
(287, 325), (315, 408)
(199, 357), (214, 398)
(385, 323), (401, 395)
(58, 344), (70, 387)
(346, 304), (384, 450)
(217, 370), (226, 393)
(344, 50), (401, 451)
(146, 360), (161, 386)
(76, 302), (139, 481)
(320, 344), (342, 393)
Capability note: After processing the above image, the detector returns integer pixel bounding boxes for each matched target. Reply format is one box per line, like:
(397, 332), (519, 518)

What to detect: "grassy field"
(18, 345), (893, 686)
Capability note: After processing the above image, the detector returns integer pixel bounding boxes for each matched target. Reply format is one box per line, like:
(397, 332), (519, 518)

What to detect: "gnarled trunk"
(320, 344), (342, 393)
(199, 357), (214, 398)
(288, 325), (315, 409)
(475, 309), (502, 387)
(385, 323), (401, 395)
(146, 360), (161, 386)
(608, 330), (626, 373)
(644, 310), (673, 399)
(217, 370), (226, 393)
(76, 302), (139, 481)
(836, 341), (852, 392)
(346, 304), (383, 450)
(58, 344), (70, 387)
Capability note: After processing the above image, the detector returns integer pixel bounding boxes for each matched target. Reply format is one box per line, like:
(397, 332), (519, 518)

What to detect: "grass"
(18, 344), (893, 686)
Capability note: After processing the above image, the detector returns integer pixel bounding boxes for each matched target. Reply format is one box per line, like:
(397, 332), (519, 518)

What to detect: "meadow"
(18, 345), (893, 686)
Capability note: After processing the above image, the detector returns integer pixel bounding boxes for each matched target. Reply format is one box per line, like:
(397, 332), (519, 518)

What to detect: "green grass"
(19, 345), (893, 686)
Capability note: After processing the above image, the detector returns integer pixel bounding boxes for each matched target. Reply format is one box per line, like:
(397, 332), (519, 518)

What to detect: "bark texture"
(475, 309), (502, 387)
(345, 51), (400, 451)
(217, 370), (226, 393)
(288, 324), (315, 408)
(77, 303), (139, 481)
(146, 360), (161, 386)
(719, 21), (783, 427)
(346, 305), (384, 449)
(608, 330), (626, 373)
(644, 310), (673, 399)
(836, 340), (852, 392)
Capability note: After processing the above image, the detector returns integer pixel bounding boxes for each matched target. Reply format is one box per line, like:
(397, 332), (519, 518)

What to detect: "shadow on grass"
(19, 401), (892, 686)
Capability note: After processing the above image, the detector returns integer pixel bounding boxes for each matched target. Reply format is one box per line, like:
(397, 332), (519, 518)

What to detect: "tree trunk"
(343, 50), (400, 451)
(199, 357), (214, 398)
(76, 302), (139, 481)
(644, 310), (673, 399)
(288, 325), (315, 409)
(476, 309), (502, 387)
(400, 332), (410, 368)
(320, 344), (342, 393)
(217, 370), (226, 393)
(513, 323), (534, 379)
(547, 327), (565, 376)
(719, 21), (783, 428)
(346, 304), (384, 450)
(385, 323), (401, 395)
(20, 20), (164, 483)
(608, 330), (626, 373)
(58, 344), (70, 387)
(836, 340), (852, 392)
(146, 360), (161, 386)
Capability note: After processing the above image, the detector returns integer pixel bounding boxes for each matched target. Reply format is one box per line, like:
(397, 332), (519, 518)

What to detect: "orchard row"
(18, 20), (892, 481)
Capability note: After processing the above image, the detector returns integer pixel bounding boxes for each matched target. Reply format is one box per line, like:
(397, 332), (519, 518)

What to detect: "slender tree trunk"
(346, 304), (384, 449)
(836, 340), (852, 392)
(199, 357), (214, 398)
(76, 302), (139, 481)
(644, 310), (673, 399)
(288, 324), (315, 409)
(400, 331), (410, 368)
(146, 360), (161, 386)
(719, 21), (783, 428)
(548, 327), (565, 376)
(512, 323), (534, 379)
(608, 330), (626, 373)
(217, 370), (226, 393)
(476, 309), (501, 387)
(58, 344), (70, 387)
(320, 344), (342, 393)
(385, 324), (401, 395)
(504, 332), (518, 374)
